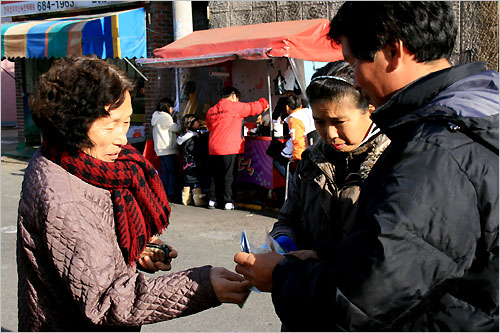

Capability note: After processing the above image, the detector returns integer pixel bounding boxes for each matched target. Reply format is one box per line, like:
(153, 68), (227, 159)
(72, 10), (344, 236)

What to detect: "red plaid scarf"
(42, 142), (170, 265)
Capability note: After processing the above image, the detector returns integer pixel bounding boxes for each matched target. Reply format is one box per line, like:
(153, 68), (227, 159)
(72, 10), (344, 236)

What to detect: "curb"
(1, 155), (30, 165)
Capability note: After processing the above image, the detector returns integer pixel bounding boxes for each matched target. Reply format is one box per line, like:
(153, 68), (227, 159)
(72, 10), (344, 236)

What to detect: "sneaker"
(208, 200), (216, 209)
(224, 202), (235, 210)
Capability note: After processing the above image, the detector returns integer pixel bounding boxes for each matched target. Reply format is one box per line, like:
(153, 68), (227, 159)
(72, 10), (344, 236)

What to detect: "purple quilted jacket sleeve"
(17, 152), (221, 331)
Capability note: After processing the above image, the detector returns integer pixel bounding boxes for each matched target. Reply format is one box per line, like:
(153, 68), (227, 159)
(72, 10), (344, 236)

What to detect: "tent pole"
(124, 57), (148, 81)
(266, 60), (273, 137)
(175, 68), (181, 117)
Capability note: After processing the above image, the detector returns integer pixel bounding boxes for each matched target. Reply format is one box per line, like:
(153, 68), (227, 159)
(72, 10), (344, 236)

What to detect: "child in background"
(176, 114), (208, 207)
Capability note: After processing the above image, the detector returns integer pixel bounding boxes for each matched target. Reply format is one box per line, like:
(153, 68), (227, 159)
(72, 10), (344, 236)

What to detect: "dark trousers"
(273, 154), (296, 179)
(208, 154), (238, 204)
(159, 154), (178, 198)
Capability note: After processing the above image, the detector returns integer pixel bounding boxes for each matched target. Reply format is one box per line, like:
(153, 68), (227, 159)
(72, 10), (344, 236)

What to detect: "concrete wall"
(208, 1), (499, 70)
(459, 1), (499, 70)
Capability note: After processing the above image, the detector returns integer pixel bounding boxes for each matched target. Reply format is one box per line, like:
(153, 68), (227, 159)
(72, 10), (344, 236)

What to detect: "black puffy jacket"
(177, 130), (209, 185)
(271, 62), (499, 331)
(270, 131), (390, 259)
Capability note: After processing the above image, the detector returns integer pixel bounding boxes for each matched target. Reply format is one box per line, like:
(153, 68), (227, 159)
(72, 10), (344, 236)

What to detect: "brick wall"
(13, 2), (177, 144)
(143, 1), (175, 139)
(14, 59), (25, 144)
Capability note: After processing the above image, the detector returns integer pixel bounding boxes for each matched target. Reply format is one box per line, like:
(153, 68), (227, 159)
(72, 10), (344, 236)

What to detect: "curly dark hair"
(306, 60), (369, 112)
(29, 55), (135, 152)
(329, 1), (457, 62)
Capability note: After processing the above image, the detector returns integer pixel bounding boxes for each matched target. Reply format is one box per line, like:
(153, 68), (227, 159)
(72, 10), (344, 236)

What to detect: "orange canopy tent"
(136, 18), (342, 68)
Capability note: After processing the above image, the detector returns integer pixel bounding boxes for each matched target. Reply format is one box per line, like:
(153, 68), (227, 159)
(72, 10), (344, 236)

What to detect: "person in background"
(151, 97), (181, 202)
(272, 93), (315, 179)
(18, 55), (251, 332)
(271, 60), (390, 260)
(234, 2), (498, 331)
(272, 90), (294, 122)
(273, 91), (293, 133)
(272, 91), (293, 135)
(205, 86), (269, 210)
(176, 114), (208, 207)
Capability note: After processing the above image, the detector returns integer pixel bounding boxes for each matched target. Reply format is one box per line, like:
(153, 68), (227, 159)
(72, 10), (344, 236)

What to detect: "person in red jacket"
(206, 86), (269, 210)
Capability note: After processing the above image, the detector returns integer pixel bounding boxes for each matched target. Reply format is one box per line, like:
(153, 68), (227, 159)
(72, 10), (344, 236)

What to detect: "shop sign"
(1, 1), (127, 17)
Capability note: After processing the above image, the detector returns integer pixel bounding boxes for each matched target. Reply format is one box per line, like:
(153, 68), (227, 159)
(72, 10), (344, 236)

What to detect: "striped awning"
(1, 7), (146, 59)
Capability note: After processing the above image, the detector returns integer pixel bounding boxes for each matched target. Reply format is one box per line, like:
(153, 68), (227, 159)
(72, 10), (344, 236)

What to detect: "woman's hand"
(209, 267), (252, 304)
(138, 236), (178, 273)
(256, 115), (263, 125)
(234, 251), (284, 292)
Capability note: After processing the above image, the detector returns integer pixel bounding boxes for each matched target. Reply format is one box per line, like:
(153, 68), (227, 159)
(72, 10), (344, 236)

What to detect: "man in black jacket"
(234, 2), (499, 331)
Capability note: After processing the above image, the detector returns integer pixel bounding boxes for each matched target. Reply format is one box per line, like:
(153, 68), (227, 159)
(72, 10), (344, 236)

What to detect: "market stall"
(136, 18), (343, 189)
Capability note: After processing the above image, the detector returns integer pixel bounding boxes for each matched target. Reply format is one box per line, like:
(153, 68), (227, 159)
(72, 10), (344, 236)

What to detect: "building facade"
(4, 1), (498, 145)
(3, 1), (203, 147)
(208, 1), (499, 71)
(143, 0), (498, 140)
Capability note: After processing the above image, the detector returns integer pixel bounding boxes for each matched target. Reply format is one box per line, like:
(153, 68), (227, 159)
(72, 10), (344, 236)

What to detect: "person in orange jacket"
(205, 86), (269, 210)
(272, 93), (315, 179)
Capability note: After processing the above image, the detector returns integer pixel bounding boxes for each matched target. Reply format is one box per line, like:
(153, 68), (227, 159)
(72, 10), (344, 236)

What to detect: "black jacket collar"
(371, 62), (487, 131)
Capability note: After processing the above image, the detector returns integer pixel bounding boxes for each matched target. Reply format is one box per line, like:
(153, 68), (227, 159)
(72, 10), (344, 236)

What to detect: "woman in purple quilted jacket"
(17, 55), (251, 331)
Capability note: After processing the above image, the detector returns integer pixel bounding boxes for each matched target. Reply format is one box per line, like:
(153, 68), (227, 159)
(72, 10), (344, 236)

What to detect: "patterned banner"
(237, 136), (286, 189)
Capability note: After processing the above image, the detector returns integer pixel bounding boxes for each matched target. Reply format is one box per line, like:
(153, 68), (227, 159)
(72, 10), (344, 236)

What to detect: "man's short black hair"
(329, 1), (457, 62)
(284, 94), (302, 110)
(221, 86), (241, 99)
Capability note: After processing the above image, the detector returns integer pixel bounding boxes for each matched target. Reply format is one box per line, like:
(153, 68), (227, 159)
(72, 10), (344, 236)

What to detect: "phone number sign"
(36, 1), (76, 12)
(1, 1), (126, 17)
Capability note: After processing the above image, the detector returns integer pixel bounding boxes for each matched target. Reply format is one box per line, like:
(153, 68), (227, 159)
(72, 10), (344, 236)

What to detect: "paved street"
(1, 150), (282, 331)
